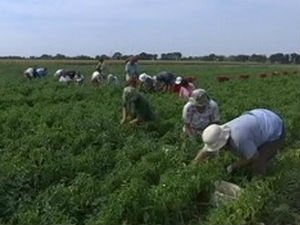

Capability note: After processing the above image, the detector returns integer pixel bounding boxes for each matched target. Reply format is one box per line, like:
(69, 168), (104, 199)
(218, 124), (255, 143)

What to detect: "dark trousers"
(251, 128), (286, 175)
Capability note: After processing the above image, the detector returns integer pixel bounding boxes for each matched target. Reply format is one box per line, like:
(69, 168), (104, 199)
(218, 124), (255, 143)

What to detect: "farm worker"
(54, 69), (64, 78)
(173, 76), (183, 93)
(35, 67), (48, 77)
(182, 89), (220, 137)
(24, 67), (47, 79)
(59, 74), (72, 84)
(95, 58), (108, 76)
(194, 109), (286, 175)
(62, 70), (76, 79)
(125, 56), (139, 86)
(154, 71), (175, 92)
(91, 71), (105, 85)
(139, 73), (155, 92)
(120, 86), (154, 125)
(74, 72), (85, 85)
(24, 67), (34, 79)
(174, 76), (197, 93)
(107, 74), (119, 86)
(178, 78), (195, 101)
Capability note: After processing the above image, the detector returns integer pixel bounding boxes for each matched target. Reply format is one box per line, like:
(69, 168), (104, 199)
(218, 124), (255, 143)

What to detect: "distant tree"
(138, 52), (157, 60)
(54, 53), (66, 59)
(112, 52), (122, 60)
(40, 54), (53, 59)
(216, 55), (225, 61)
(96, 54), (110, 60)
(235, 55), (249, 62)
(74, 55), (93, 60)
(121, 55), (131, 60)
(208, 54), (216, 61)
(201, 54), (218, 61)
(249, 54), (267, 63)
(0, 55), (24, 59)
(161, 52), (182, 60)
(283, 54), (290, 64)
(201, 56), (209, 61)
(290, 53), (300, 64)
(269, 53), (286, 63)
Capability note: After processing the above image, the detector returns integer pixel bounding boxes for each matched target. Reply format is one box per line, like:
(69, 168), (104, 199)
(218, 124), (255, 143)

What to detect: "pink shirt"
(179, 83), (195, 100)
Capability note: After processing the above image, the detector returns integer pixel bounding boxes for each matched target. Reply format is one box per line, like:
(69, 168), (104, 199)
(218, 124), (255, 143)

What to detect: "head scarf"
(189, 89), (209, 106)
(123, 86), (139, 103)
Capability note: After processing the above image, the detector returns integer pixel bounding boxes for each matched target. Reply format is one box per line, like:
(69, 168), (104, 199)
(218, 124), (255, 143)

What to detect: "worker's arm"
(184, 124), (194, 136)
(192, 150), (212, 164)
(227, 152), (259, 173)
(120, 107), (129, 124)
(129, 115), (143, 124)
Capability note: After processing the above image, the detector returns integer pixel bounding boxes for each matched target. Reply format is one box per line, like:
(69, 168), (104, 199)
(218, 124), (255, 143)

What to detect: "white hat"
(107, 74), (114, 79)
(201, 124), (230, 152)
(139, 73), (148, 82)
(54, 69), (64, 77)
(175, 76), (183, 84)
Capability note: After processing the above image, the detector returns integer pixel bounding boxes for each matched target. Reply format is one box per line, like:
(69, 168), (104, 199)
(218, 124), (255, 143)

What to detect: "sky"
(0, 0), (299, 57)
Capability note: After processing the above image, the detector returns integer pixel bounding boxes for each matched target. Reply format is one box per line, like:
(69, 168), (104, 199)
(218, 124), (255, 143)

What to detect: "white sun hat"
(139, 73), (148, 82)
(54, 69), (64, 77)
(91, 71), (100, 80)
(201, 124), (230, 152)
(175, 76), (183, 84)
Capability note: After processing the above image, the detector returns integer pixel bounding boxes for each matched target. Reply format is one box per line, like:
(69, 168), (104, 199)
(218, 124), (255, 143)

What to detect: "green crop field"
(0, 59), (299, 225)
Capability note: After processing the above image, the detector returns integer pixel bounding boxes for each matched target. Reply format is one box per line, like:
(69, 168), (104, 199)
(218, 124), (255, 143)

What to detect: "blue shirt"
(225, 109), (284, 159)
(125, 62), (139, 78)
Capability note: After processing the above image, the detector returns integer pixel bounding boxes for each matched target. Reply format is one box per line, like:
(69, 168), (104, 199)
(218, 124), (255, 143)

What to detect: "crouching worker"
(139, 73), (155, 92)
(183, 89), (220, 137)
(194, 109), (286, 175)
(120, 86), (154, 125)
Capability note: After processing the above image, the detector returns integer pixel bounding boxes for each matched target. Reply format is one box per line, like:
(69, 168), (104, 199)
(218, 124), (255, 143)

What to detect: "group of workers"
(121, 56), (286, 176)
(24, 56), (286, 176)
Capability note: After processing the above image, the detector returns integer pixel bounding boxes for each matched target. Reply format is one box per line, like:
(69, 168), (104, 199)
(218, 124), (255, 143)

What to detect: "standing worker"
(125, 56), (139, 86)
(95, 58), (108, 77)
(194, 109), (286, 175)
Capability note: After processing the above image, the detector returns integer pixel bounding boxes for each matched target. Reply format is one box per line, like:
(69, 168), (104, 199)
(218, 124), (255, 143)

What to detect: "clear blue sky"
(0, 0), (299, 57)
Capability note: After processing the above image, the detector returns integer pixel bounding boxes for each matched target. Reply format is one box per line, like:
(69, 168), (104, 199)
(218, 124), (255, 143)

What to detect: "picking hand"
(226, 164), (233, 174)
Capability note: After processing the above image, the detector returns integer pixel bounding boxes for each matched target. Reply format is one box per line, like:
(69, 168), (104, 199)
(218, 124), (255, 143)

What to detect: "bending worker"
(182, 89), (220, 137)
(120, 86), (154, 125)
(194, 108), (286, 175)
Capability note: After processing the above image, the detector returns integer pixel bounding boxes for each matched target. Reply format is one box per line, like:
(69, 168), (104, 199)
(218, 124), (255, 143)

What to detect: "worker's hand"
(226, 164), (234, 174)
(191, 159), (200, 166)
(120, 118), (126, 125)
(129, 118), (139, 124)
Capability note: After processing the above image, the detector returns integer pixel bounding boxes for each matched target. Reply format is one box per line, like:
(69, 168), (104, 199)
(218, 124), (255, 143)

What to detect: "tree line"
(0, 52), (299, 64)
